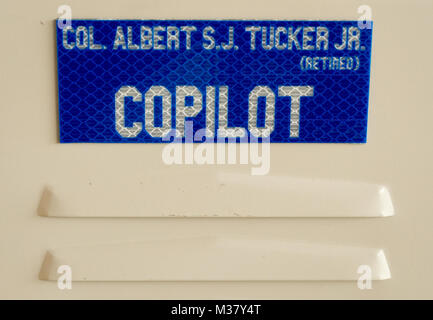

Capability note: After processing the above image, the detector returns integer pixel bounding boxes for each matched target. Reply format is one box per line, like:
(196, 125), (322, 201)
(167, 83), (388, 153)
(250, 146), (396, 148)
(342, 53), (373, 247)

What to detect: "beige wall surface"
(1, 0), (432, 299)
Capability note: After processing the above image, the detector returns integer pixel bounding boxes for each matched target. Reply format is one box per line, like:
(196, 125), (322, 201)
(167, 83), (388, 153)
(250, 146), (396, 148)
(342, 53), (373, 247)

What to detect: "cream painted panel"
(0, 0), (432, 299)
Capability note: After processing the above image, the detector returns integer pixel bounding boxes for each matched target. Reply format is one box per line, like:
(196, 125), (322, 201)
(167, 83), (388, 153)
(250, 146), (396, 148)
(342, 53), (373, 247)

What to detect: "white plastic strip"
(38, 172), (394, 217)
(39, 237), (391, 281)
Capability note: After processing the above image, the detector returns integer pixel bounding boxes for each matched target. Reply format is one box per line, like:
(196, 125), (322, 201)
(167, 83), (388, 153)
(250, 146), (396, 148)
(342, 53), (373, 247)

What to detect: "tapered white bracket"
(38, 173), (394, 217)
(39, 237), (391, 281)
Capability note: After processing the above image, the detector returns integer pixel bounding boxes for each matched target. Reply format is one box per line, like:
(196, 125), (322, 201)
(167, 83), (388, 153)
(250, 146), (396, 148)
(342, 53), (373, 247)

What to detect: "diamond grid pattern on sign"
(57, 20), (372, 143)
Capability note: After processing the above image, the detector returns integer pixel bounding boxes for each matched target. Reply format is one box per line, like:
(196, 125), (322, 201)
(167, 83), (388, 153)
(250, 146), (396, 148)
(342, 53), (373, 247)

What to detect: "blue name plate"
(57, 20), (372, 143)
